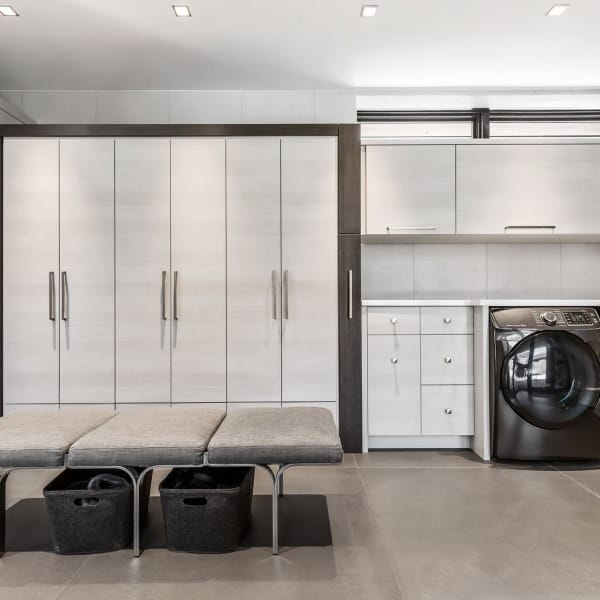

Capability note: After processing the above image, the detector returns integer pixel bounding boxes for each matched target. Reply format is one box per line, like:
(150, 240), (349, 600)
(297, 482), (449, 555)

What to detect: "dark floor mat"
(4, 494), (332, 553)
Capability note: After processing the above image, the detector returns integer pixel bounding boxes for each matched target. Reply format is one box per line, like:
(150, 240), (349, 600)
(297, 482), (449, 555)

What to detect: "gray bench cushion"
(68, 407), (226, 467)
(207, 407), (343, 465)
(0, 409), (116, 468)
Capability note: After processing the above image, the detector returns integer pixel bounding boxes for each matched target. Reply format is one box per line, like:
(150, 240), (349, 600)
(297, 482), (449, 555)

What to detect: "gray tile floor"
(2, 451), (600, 600)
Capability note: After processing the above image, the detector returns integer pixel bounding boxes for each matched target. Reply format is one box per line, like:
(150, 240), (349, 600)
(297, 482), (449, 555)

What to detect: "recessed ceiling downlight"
(0, 5), (18, 16)
(546, 4), (569, 16)
(172, 5), (191, 17)
(361, 5), (378, 17)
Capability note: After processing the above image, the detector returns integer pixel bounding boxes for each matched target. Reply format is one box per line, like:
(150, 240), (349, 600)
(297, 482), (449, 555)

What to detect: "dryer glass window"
(501, 331), (600, 430)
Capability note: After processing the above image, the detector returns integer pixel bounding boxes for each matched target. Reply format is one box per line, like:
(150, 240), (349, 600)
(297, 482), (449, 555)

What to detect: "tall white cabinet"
(115, 139), (171, 405)
(3, 139), (60, 406)
(3, 135), (338, 416)
(226, 139), (282, 404)
(3, 138), (115, 409)
(227, 137), (338, 409)
(171, 139), (226, 405)
(59, 139), (115, 405)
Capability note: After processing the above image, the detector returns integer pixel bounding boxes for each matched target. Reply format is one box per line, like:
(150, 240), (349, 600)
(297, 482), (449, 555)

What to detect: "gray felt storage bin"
(43, 468), (152, 555)
(160, 467), (254, 553)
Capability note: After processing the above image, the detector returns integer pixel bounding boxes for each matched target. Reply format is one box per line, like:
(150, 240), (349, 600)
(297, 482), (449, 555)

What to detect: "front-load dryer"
(491, 307), (600, 461)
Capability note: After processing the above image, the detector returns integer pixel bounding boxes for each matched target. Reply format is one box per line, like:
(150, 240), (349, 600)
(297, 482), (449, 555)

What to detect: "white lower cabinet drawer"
(420, 307), (473, 335)
(420, 335), (473, 385)
(367, 335), (421, 436)
(367, 307), (420, 335)
(421, 385), (474, 436)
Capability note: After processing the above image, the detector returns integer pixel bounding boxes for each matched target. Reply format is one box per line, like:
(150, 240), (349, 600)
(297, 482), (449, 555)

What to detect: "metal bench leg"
(277, 466), (284, 497)
(272, 465), (293, 555)
(0, 470), (11, 558)
(133, 466), (154, 558)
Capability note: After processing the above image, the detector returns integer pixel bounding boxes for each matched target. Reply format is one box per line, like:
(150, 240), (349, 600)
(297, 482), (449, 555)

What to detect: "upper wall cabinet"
(456, 145), (600, 234)
(364, 145), (456, 235)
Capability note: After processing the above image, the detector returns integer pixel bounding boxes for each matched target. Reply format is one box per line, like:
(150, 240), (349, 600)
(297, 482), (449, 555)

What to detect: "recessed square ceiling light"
(546, 4), (569, 16)
(172, 5), (191, 17)
(0, 5), (18, 16)
(361, 5), (378, 17)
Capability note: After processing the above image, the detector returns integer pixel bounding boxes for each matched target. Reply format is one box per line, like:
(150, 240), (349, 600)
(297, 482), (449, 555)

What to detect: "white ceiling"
(1, 0), (600, 90)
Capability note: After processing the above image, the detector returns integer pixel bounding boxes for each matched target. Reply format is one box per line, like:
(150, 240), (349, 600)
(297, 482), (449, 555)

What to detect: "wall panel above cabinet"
(365, 145), (456, 235)
(456, 145), (600, 235)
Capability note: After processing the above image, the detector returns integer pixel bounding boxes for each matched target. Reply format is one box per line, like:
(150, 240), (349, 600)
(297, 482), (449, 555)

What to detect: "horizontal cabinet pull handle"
(504, 225), (556, 230)
(386, 226), (437, 232)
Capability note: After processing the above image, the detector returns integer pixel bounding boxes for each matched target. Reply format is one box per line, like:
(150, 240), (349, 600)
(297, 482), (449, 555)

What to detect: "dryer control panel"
(491, 307), (600, 330)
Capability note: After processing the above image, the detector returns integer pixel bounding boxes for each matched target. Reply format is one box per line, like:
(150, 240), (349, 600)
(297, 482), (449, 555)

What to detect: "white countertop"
(362, 299), (600, 307)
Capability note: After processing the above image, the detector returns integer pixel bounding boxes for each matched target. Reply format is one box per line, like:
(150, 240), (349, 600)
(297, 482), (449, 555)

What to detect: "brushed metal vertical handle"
(283, 269), (289, 320)
(61, 271), (68, 321)
(173, 271), (179, 321)
(348, 269), (353, 320)
(49, 272), (56, 321)
(271, 270), (278, 320)
(161, 271), (167, 320)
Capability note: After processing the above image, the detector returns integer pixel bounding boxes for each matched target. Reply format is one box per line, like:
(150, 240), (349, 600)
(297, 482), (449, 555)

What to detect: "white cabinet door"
(226, 138), (281, 404)
(421, 335), (473, 385)
(3, 139), (59, 406)
(281, 137), (338, 404)
(171, 138), (226, 405)
(365, 145), (455, 235)
(421, 385), (474, 436)
(456, 145), (600, 234)
(367, 335), (421, 436)
(115, 139), (171, 404)
(59, 139), (115, 405)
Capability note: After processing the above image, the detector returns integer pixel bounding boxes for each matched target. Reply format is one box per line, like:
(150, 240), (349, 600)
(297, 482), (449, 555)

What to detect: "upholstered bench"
(68, 406), (226, 556)
(207, 407), (343, 554)
(0, 408), (116, 555)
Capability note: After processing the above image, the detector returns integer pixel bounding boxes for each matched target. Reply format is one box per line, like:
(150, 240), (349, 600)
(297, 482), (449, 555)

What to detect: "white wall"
(0, 90), (357, 124)
(362, 243), (600, 300)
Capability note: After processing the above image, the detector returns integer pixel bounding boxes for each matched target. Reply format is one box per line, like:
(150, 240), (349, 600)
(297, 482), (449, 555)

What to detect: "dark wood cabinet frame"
(0, 123), (363, 452)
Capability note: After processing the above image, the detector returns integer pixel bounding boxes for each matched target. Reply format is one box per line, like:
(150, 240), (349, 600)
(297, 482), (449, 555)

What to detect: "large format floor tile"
(360, 466), (600, 600)
(2, 452), (600, 600)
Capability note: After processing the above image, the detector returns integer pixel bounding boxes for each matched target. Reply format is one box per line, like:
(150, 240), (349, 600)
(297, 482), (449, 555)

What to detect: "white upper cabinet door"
(115, 139), (171, 404)
(59, 139), (115, 405)
(367, 335), (421, 436)
(3, 139), (59, 405)
(365, 145), (456, 235)
(456, 145), (600, 234)
(226, 138), (282, 404)
(171, 138), (226, 404)
(281, 137), (338, 404)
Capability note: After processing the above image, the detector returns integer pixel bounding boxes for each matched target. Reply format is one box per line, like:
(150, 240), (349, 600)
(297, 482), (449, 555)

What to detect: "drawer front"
(421, 386), (474, 436)
(367, 335), (421, 436)
(421, 335), (473, 385)
(368, 307), (420, 335)
(420, 307), (473, 335)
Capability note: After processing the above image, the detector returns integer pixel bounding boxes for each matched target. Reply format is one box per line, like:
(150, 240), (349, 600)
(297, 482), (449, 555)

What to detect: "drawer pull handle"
(443, 317), (452, 324)
(444, 357), (452, 364)
(390, 358), (398, 364)
(444, 408), (453, 415)
(390, 317), (398, 325)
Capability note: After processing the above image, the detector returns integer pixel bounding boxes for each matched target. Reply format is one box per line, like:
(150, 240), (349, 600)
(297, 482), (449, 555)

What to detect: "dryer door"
(501, 331), (600, 430)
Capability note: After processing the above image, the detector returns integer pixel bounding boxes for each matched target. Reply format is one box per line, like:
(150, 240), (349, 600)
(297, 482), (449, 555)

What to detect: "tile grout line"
(55, 555), (92, 600)
(548, 463), (600, 501)
(354, 462), (408, 600)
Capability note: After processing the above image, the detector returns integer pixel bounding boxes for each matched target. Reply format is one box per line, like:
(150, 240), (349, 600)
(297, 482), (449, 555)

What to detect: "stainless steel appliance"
(491, 307), (600, 461)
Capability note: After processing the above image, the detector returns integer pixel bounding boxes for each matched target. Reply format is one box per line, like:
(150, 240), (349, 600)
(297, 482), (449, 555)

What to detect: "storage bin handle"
(73, 497), (100, 507)
(183, 497), (207, 507)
